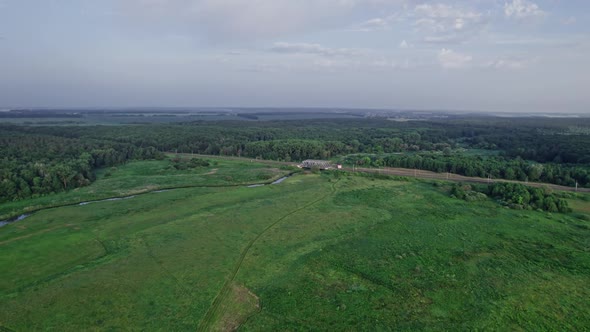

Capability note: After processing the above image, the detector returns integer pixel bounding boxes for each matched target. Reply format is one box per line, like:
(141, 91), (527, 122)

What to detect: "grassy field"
(1, 162), (589, 331)
(0, 157), (292, 220)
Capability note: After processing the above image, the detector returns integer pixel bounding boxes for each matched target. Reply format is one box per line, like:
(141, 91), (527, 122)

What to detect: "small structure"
(299, 160), (334, 170)
(336, 164), (342, 169)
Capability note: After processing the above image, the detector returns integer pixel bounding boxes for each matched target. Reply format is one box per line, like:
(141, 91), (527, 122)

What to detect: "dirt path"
(178, 153), (589, 193)
(196, 179), (340, 331)
(349, 166), (590, 193)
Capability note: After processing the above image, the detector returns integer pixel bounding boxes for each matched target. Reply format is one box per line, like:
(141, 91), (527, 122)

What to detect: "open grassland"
(0, 158), (291, 220)
(1, 165), (589, 331)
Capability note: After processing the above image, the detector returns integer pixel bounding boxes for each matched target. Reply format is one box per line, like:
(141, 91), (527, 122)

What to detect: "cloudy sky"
(0, 0), (589, 112)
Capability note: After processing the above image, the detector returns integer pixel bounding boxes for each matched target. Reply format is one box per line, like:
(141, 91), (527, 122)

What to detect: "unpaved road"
(348, 166), (590, 193)
(180, 153), (590, 193)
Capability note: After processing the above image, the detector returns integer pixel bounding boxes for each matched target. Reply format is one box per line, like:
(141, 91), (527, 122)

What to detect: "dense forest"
(1, 116), (589, 202)
(0, 128), (162, 203)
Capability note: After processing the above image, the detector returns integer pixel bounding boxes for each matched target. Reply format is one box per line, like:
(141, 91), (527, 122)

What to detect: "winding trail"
(196, 179), (340, 331)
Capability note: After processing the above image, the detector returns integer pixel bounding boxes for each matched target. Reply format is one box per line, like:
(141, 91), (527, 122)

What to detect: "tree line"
(2, 116), (589, 202)
(343, 153), (590, 188)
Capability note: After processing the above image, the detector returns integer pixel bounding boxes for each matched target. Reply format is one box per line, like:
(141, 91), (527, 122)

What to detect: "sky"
(0, 0), (589, 113)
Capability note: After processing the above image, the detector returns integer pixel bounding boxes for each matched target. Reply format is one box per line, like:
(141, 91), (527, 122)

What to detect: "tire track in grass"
(0, 226), (63, 246)
(197, 179), (340, 331)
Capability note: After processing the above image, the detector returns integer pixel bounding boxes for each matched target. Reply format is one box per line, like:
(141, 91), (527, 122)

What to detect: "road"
(348, 166), (590, 193)
(174, 153), (590, 193)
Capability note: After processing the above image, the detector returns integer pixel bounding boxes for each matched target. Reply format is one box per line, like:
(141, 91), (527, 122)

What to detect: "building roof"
(300, 160), (333, 169)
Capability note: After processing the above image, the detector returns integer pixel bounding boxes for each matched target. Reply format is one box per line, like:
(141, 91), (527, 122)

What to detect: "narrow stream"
(79, 195), (136, 206)
(271, 176), (289, 184)
(247, 176), (289, 188)
(1, 174), (293, 228)
(0, 214), (30, 228)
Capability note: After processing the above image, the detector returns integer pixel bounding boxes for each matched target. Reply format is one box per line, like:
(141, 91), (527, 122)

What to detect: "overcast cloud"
(0, 0), (589, 112)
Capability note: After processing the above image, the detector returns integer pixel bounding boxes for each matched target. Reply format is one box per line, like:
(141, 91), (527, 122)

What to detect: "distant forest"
(1, 117), (590, 202)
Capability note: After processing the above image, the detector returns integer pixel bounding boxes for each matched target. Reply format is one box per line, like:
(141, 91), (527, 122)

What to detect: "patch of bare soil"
(214, 284), (260, 332)
(204, 168), (219, 175)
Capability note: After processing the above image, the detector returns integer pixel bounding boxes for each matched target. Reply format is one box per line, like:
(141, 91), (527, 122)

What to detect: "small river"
(271, 177), (289, 184)
(79, 195), (136, 206)
(1, 175), (292, 228)
(247, 176), (289, 188)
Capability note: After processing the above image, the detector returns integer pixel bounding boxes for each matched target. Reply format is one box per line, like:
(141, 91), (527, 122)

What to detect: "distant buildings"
(299, 160), (341, 170)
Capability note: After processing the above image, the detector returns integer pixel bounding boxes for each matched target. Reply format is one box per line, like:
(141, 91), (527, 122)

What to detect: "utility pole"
(575, 181), (578, 192)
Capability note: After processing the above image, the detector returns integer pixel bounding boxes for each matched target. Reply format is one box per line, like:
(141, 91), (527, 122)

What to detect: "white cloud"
(423, 34), (464, 44)
(438, 48), (472, 69)
(349, 11), (406, 32)
(562, 16), (576, 25)
(486, 57), (529, 70)
(415, 18), (446, 32)
(400, 40), (409, 48)
(491, 35), (582, 47)
(123, 0), (409, 42)
(504, 0), (545, 19)
(270, 42), (364, 57)
(354, 18), (390, 31)
(414, 4), (483, 32)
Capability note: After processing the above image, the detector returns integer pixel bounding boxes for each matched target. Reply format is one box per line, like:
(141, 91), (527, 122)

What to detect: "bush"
(450, 182), (571, 213)
(171, 157), (210, 170)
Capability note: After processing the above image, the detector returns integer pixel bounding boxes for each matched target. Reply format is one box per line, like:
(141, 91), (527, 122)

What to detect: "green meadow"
(1, 161), (589, 331)
(0, 158), (291, 220)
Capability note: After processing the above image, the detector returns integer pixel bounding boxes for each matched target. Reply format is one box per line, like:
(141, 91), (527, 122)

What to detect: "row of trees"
(343, 153), (590, 188)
